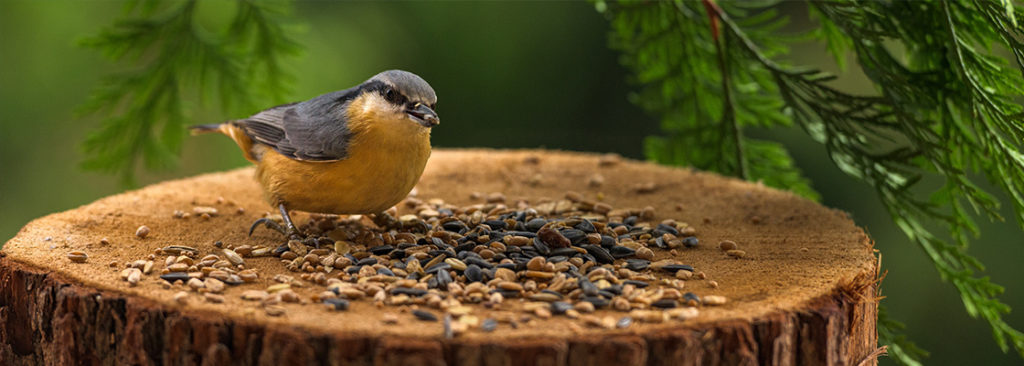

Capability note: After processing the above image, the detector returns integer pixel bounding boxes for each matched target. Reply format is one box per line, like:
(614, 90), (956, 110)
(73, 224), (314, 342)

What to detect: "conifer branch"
(597, 0), (1024, 363)
(78, 0), (301, 186)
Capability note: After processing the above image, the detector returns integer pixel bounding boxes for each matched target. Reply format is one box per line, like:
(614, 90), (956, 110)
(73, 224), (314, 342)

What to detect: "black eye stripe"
(379, 87), (406, 105)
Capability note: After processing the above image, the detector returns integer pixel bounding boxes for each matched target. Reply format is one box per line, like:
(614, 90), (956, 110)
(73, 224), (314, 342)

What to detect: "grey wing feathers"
(235, 89), (356, 162)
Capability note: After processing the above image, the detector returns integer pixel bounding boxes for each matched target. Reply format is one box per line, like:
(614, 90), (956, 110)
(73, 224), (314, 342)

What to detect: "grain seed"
(204, 278), (225, 293)
(223, 249), (244, 266)
(265, 305), (286, 317)
(173, 291), (189, 304)
(726, 249), (746, 258)
(135, 225), (151, 238)
(702, 295), (728, 306)
(68, 251), (89, 263)
(241, 290), (269, 301)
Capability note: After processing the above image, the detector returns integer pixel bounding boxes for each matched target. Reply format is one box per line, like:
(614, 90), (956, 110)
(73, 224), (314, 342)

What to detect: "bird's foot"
(249, 217), (305, 240)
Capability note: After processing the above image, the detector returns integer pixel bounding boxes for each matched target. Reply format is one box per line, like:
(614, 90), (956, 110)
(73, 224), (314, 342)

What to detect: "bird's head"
(357, 70), (439, 128)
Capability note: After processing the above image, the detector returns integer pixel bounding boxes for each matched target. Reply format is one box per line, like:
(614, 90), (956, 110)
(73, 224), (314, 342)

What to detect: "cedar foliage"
(594, 0), (1024, 364)
(78, 0), (300, 186)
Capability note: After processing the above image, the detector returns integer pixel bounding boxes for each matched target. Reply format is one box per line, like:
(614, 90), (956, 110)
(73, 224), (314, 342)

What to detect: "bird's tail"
(190, 122), (258, 163)
(189, 123), (225, 136)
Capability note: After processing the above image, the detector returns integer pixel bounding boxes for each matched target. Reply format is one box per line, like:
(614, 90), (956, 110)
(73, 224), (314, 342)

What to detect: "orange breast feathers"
(249, 96), (432, 215)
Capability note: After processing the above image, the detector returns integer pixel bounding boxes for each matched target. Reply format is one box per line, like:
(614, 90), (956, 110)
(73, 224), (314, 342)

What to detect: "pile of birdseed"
(105, 190), (735, 336)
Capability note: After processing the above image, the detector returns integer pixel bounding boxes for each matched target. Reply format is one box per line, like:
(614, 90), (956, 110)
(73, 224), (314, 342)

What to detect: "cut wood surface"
(0, 149), (880, 365)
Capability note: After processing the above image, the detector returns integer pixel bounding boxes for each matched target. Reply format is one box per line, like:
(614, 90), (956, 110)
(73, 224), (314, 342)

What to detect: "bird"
(190, 70), (439, 238)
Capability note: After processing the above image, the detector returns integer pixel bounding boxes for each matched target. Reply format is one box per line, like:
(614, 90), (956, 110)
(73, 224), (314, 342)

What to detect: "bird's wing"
(236, 88), (358, 162)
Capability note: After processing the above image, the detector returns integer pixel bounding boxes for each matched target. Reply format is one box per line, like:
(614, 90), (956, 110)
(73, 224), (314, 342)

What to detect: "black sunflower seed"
(369, 245), (394, 255)
(482, 318), (498, 332)
(582, 296), (610, 308)
(560, 229), (587, 244)
(391, 287), (428, 296)
(661, 264), (694, 272)
(579, 278), (599, 297)
(581, 244), (614, 264)
(465, 264), (483, 282)
(551, 301), (572, 315)
(323, 298), (350, 311)
(483, 220), (507, 230)
(526, 218), (548, 232)
(625, 259), (650, 271)
(413, 309), (438, 322)
(574, 219), (596, 233)
(652, 299), (678, 309)
(683, 236), (699, 248)
(159, 272), (189, 283)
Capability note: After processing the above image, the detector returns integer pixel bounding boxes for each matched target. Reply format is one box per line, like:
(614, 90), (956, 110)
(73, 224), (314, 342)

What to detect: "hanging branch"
(78, 0), (301, 186)
(597, 0), (1024, 364)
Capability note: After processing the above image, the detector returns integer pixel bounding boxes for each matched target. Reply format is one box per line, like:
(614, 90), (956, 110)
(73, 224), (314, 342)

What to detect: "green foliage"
(619, 0), (818, 200)
(598, 0), (1024, 363)
(879, 305), (928, 366)
(78, 0), (300, 186)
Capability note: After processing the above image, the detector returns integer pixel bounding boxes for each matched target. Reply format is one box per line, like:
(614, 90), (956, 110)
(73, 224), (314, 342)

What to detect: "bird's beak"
(407, 103), (439, 128)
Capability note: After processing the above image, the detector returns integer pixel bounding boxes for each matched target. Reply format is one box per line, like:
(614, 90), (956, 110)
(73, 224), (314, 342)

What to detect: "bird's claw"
(249, 218), (286, 236)
(249, 217), (305, 239)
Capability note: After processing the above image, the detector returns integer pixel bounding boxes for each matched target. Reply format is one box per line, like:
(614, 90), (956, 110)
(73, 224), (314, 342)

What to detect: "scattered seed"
(702, 295), (728, 306)
(123, 268), (142, 286)
(125, 185), (717, 334)
(682, 237), (699, 248)
(159, 272), (189, 283)
(634, 182), (656, 194)
(68, 251), (88, 263)
(413, 309), (438, 322)
(223, 249), (244, 265)
(537, 227), (570, 248)
(205, 278), (225, 293)
(193, 206), (219, 216)
(323, 298), (350, 311)
(719, 240), (738, 251)
(616, 316), (633, 328)
(726, 249), (746, 258)
(173, 291), (189, 304)
(481, 318), (498, 332)
(241, 290), (269, 301)
(265, 305), (286, 317)
(135, 225), (151, 239)
(204, 293), (225, 303)
(667, 307), (699, 320)
(598, 153), (620, 166)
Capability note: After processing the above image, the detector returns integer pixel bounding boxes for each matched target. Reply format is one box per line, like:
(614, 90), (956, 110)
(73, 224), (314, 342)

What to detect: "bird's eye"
(383, 88), (404, 104)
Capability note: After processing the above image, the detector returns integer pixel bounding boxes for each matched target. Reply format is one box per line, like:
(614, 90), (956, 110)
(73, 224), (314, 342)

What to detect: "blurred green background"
(0, 1), (1020, 365)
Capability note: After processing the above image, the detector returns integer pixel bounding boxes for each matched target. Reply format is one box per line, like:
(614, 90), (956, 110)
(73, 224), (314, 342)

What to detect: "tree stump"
(0, 149), (880, 366)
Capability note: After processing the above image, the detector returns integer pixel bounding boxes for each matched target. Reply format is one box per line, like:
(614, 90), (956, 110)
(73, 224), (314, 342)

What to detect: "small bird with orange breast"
(191, 70), (439, 238)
